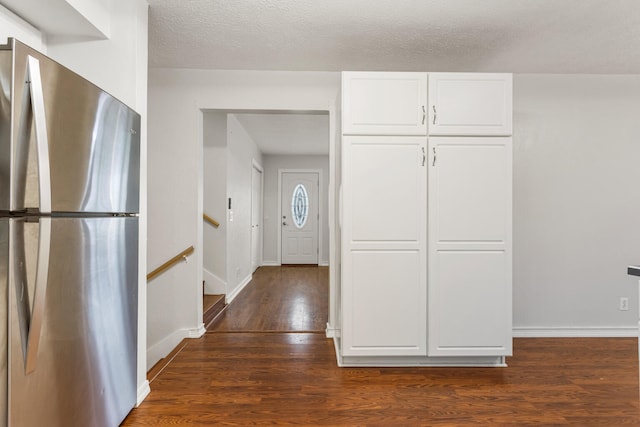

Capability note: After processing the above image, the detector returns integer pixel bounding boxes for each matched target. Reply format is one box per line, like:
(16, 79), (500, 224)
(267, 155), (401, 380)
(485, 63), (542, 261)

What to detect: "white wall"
(226, 114), (263, 299)
(203, 112), (227, 294)
(513, 74), (640, 335)
(0, 5), (45, 50)
(147, 69), (340, 366)
(262, 154), (330, 265)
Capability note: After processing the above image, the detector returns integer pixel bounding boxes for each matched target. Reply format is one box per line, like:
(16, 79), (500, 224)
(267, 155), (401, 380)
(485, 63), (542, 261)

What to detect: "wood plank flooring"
(210, 266), (328, 332)
(123, 266), (640, 426)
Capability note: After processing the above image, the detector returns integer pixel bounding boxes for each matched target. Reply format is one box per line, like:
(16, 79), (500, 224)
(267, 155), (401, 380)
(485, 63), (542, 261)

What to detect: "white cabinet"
(342, 136), (427, 356)
(340, 71), (512, 365)
(342, 72), (428, 136)
(427, 137), (512, 356)
(428, 73), (512, 136)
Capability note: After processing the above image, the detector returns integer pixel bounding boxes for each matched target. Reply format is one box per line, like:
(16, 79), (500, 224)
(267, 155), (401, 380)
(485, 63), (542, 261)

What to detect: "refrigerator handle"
(25, 56), (52, 214)
(24, 217), (51, 374)
(11, 220), (31, 370)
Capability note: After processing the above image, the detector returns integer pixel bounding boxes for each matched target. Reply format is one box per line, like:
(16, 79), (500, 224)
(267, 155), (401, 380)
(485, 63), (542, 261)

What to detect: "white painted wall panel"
(513, 74), (640, 333)
(226, 114), (263, 295)
(0, 5), (45, 51)
(203, 112), (227, 293)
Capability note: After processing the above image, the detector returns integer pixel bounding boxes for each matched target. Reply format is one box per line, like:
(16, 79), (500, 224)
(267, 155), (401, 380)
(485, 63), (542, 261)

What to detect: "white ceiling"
(154, 1), (639, 156)
(233, 112), (329, 156)
(148, 0), (640, 74)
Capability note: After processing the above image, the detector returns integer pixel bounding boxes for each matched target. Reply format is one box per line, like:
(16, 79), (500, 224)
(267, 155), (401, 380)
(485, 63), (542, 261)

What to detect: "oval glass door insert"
(291, 184), (309, 228)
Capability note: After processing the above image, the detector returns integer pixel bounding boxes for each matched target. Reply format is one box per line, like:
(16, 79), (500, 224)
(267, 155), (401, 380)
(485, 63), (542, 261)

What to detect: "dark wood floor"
(210, 266), (328, 332)
(123, 266), (640, 426)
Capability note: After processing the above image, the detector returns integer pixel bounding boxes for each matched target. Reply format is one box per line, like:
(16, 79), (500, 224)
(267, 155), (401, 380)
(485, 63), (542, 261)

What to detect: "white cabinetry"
(342, 72), (428, 135)
(428, 73), (512, 136)
(340, 71), (512, 366)
(427, 137), (512, 356)
(342, 136), (427, 356)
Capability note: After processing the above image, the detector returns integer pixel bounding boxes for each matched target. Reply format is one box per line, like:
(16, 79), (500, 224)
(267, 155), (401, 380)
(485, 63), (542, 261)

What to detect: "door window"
(291, 184), (309, 228)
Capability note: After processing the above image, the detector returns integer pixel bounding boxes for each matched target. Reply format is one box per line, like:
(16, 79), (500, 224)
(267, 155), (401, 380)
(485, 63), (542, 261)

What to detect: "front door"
(281, 172), (319, 264)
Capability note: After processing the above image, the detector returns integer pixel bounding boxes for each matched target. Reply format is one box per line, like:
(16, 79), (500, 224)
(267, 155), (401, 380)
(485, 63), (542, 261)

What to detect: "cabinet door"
(342, 72), (428, 136)
(428, 137), (512, 356)
(342, 136), (427, 356)
(428, 73), (512, 136)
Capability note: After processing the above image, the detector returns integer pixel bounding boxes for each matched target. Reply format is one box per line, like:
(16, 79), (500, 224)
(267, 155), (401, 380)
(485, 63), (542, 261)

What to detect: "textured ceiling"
(148, 0), (640, 73)
(233, 113), (329, 156)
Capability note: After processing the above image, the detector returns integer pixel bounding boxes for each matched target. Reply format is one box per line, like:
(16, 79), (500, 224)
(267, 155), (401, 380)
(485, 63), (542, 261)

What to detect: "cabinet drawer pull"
(432, 105), (437, 125)
(422, 105), (426, 125)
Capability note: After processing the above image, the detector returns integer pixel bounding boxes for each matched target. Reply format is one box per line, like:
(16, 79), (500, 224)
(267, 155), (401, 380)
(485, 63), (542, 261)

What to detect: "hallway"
(211, 266), (329, 332)
(123, 266), (640, 426)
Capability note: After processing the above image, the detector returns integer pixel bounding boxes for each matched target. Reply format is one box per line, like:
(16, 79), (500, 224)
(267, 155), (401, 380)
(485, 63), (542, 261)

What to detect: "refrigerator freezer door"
(9, 216), (138, 427)
(9, 40), (140, 214)
(0, 48), (11, 213)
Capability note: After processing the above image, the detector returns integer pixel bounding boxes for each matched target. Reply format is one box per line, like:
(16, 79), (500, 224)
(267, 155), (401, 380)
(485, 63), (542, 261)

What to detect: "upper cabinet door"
(428, 73), (512, 136)
(342, 72), (428, 135)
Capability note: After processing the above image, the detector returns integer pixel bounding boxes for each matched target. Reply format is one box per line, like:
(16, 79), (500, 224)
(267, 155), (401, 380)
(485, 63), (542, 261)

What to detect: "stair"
(203, 294), (226, 329)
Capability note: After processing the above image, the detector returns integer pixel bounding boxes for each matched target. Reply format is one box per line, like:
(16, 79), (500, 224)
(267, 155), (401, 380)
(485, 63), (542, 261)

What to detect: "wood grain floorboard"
(210, 266), (328, 332)
(125, 266), (640, 426)
(125, 335), (640, 426)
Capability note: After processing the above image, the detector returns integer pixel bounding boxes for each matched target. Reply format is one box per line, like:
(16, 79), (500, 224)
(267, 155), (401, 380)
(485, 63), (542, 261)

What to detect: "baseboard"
(203, 268), (226, 294)
(319, 261), (329, 267)
(261, 261), (280, 266)
(189, 323), (206, 338)
(513, 326), (638, 338)
(325, 322), (340, 338)
(136, 380), (151, 406)
(227, 273), (252, 304)
(147, 326), (200, 369)
(333, 336), (343, 367)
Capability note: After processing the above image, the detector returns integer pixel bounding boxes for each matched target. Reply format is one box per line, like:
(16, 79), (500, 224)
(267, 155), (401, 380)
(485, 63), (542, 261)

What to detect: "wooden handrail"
(147, 246), (195, 282)
(203, 213), (220, 228)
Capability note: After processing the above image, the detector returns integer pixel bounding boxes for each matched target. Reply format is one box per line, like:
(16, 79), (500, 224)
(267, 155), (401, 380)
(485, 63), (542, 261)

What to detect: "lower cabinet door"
(428, 137), (512, 356)
(341, 135), (427, 357)
(343, 251), (427, 356)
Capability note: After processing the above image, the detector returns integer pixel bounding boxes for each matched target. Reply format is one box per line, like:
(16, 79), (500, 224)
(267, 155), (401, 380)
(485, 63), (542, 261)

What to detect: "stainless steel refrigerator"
(0, 39), (140, 426)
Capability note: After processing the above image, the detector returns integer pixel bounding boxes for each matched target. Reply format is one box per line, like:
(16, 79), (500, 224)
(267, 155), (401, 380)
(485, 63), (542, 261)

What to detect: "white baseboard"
(227, 273), (253, 304)
(147, 325), (202, 370)
(261, 261), (280, 266)
(136, 380), (151, 406)
(319, 261), (329, 267)
(325, 322), (340, 338)
(513, 326), (638, 338)
(203, 268), (226, 294)
(189, 323), (206, 338)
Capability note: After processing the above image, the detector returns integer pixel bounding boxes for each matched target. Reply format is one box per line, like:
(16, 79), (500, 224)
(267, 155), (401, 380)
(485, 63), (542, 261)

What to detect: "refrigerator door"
(9, 216), (138, 427)
(8, 40), (140, 215)
(0, 219), (7, 427)
(0, 48), (11, 213)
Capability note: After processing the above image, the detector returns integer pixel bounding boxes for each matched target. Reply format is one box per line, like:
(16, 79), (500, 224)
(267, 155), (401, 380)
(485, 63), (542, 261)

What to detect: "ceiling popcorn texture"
(148, 0), (640, 73)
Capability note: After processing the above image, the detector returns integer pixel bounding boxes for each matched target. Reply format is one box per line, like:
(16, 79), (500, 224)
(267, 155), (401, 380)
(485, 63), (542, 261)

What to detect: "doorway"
(280, 171), (319, 264)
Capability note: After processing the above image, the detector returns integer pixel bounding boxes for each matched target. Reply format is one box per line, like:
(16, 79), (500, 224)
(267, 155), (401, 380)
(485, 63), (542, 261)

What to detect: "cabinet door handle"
(432, 105), (437, 125)
(421, 105), (426, 125)
(432, 147), (437, 166)
(421, 147), (426, 166)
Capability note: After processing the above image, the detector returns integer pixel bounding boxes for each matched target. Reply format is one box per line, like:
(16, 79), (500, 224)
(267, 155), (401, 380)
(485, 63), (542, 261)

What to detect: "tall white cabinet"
(341, 71), (512, 366)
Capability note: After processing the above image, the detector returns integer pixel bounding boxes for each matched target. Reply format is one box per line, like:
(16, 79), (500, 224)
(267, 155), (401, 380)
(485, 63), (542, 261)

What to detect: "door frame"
(250, 159), (264, 272)
(277, 168), (323, 266)
(197, 104), (339, 339)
